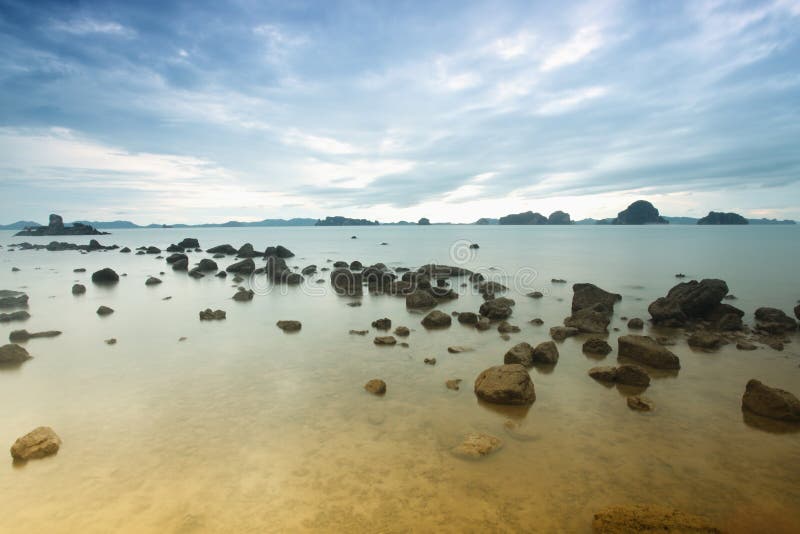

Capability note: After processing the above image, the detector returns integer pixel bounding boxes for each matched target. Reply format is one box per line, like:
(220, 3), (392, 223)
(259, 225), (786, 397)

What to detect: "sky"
(1, 0), (799, 224)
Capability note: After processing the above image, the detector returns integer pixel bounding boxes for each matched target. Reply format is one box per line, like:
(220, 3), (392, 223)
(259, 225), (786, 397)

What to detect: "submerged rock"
(373, 336), (397, 346)
(592, 505), (719, 533)
(479, 298), (513, 320)
(497, 321), (520, 334)
(226, 258), (255, 275)
(0, 311), (30, 323)
(754, 307), (797, 334)
(10, 426), (62, 461)
(688, 331), (726, 351)
(233, 288), (255, 302)
(448, 346), (471, 353)
(405, 290), (437, 309)
(549, 326), (579, 341)
(741, 379), (800, 422)
(394, 326), (410, 337)
(446, 379), (462, 390)
(0, 291), (29, 308)
(736, 340), (758, 351)
(364, 379), (386, 395)
(207, 244), (237, 255)
(0, 343), (31, 364)
(627, 396), (654, 411)
(349, 330), (368, 336)
(145, 277), (162, 286)
(8, 330), (61, 342)
(618, 335), (680, 370)
(451, 433), (503, 459)
(72, 283), (86, 295)
(457, 312), (479, 325)
(627, 317), (644, 329)
(590, 365), (650, 387)
(474, 364), (536, 405)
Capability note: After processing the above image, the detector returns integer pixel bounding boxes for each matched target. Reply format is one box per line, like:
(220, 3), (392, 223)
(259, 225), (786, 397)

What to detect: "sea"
(0, 224), (798, 533)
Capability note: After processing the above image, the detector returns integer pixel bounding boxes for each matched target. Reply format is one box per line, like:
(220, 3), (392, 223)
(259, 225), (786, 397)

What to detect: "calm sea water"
(0, 225), (798, 533)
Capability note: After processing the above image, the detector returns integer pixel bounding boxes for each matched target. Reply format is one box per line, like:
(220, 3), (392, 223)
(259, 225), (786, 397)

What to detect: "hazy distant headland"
(1, 200), (796, 230)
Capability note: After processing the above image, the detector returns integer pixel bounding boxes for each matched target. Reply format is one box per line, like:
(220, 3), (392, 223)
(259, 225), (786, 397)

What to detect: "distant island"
(697, 211), (748, 225)
(497, 210), (572, 225)
(314, 216), (379, 226)
(611, 200), (668, 225)
(13, 214), (108, 236)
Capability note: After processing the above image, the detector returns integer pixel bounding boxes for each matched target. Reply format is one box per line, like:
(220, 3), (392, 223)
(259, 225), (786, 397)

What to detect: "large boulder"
(474, 364), (536, 405)
(754, 307), (797, 334)
(564, 306), (612, 334)
(237, 243), (262, 258)
(592, 505), (719, 533)
(406, 290), (436, 309)
(10, 426), (62, 461)
(265, 245), (294, 258)
(648, 279), (728, 326)
(741, 379), (800, 422)
(571, 283), (621, 314)
(421, 310), (452, 328)
(565, 283), (620, 334)
(177, 238), (200, 249)
(618, 335), (680, 369)
(532, 341), (559, 364)
(91, 268), (119, 284)
(196, 258), (218, 271)
(0, 343), (31, 364)
(226, 258), (255, 275)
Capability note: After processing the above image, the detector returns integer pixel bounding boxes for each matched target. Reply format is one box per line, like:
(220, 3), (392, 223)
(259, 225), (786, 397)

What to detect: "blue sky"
(1, 0), (799, 224)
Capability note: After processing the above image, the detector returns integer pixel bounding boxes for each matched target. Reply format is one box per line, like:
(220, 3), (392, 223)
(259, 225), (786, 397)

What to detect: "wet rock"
(448, 346), (471, 354)
(648, 279), (729, 326)
(627, 396), (654, 411)
(424, 357), (436, 365)
(276, 320), (301, 332)
(264, 245), (294, 258)
(795, 304), (800, 321)
(199, 309), (226, 321)
(374, 336), (397, 345)
(588, 366), (618, 382)
(0, 311), (30, 323)
(349, 260), (363, 271)
(476, 317), (492, 331)
(196, 259), (218, 271)
(479, 298), (513, 320)
(564, 306), (613, 334)
(627, 317), (644, 329)
(346, 301), (361, 307)
(394, 326), (410, 337)
(504, 342), (534, 367)
(0, 291), (29, 308)
(172, 258), (189, 271)
(73, 268), (86, 273)
(0, 343), (31, 364)
(705, 303), (744, 331)
(549, 326), (579, 341)
(614, 364), (651, 387)
(215, 271), (227, 279)
(446, 379), (462, 390)
(349, 329), (368, 336)
(91, 268), (119, 284)
(372, 317), (391, 330)
(688, 331), (726, 351)
(457, 312), (479, 325)
(177, 238), (199, 249)
(421, 310), (452, 328)
(233, 288), (255, 302)
(583, 338), (612, 355)
(166, 253), (188, 264)
(527, 291), (543, 299)
(96, 305), (114, 316)
(497, 321), (520, 334)
(207, 244), (237, 255)
(330, 268), (363, 296)
(236, 243), (260, 258)
(145, 277), (162, 286)
(364, 379), (386, 395)
(226, 258), (255, 275)
(451, 433), (503, 459)
(146, 246), (160, 254)
(474, 364), (536, 405)
(9, 330), (61, 342)
(552, 278), (566, 284)
(741, 379), (800, 422)
(405, 290), (437, 309)
(736, 340), (757, 351)
(618, 335), (680, 369)
(301, 265), (317, 275)
(571, 283), (622, 314)
(10, 427), (61, 461)
(754, 307), (797, 334)
(532, 341), (559, 365)
(72, 283), (86, 295)
(592, 505), (719, 534)
(476, 280), (508, 296)
(11, 267), (20, 272)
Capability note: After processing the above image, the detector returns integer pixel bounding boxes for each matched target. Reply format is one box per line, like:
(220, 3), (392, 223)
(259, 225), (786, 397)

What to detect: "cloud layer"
(1, 0), (799, 223)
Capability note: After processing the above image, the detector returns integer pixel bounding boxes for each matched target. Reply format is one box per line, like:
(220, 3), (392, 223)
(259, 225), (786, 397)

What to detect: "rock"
(264, 245), (294, 258)
(197, 259), (218, 271)
(741, 379), (800, 422)
(237, 243), (259, 257)
(532, 341), (559, 364)
(497, 321), (520, 334)
(551, 278), (567, 284)
(372, 317), (391, 330)
(73, 268), (86, 273)
(479, 298), (513, 320)
(0, 290), (28, 308)
(394, 326), (410, 337)
(618, 335), (680, 369)
(120, 247), (131, 253)
(346, 301), (361, 307)
(421, 310), (452, 328)
(476, 280), (508, 295)
(529, 318), (544, 325)
(145, 277), (162, 286)
(754, 307), (797, 333)
(648, 279), (728, 326)
(172, 258), (189, 271)
(91, 268), (119, 284)
(349, 260), (363, 270)
(795, 304), (800, 321)
(226, 258), (255, 274)
(276, 320), (301, 332)
(215, 271), (227, 278)
(588, 366), (618, 382)
(592, 505), (719, 533)
(10, 427), (62, 461)
(504, 342), (534, 367)
(448, 346), (471, 353)
(166, 253), (188, 264)
(0, 343), (31, 364)
(476, 317), (492, 331)
(571, 283), (622, 314)
(199, 309), (226, 321)
(627, 396), (654, 411)
(364, 379), (386, 395)
(549, 326), (579, 341)
(698, 211), (748, 225)
(736, 340), (757, 351)
(474, 364), (536, 405)
(11, 267), (20, 272)
(405, 290), (437, 309)
(527, 291), (543, 299)
(424, 357), (436, 365)
(457, 312), (479, 325)
(688, 331), (726, 351)
(564, 306), (612, 334)
(705, 303), (745, 331)
(627, 318), (644, 329)
(373, 336), (397, 345)
(583, 338), (612, 355)
(233, 288), (255, 302)
(0, 311), (30, 323)
(614, 364), (651, 387)
(146, 246), (161, 254)
(330, 268), (363, 296)
(105, 338), (117, 345)
(302, 265), (317, 275)
(207, 244), (237, 255)
(8, 330), (61, 342)
(177, 238), (200, 249)
(72, 283), (86, 295)
(96, 305), (114, 316)
(446, 379), (462, 390)
(451, 433), (503, 459)
(349, 329), (368, 336)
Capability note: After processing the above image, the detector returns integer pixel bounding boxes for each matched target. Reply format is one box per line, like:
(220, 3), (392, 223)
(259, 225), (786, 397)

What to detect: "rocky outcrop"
(697, 211), (748, 225)
(178, 238), (200, 249)
(498, 211), (548, 225)
(421, 310), (451, 328)
(451, 433), (503, 459)
(91, 268), (119, 284)
(741, 379), (800, 422)
(611, 200), (668, 225)
(592, 505), (719, 533)
(474, 364), (536, 405)
(0, 343), (31, 364)
(547, 210), (571, 225)
(648, 279), (729, 326)
(754, 307), (797, 334)
(618, 335), (680, 369)
(564, 283), (621, 334)
(14, 214), (108, 236)
(10, 426), (62, 461)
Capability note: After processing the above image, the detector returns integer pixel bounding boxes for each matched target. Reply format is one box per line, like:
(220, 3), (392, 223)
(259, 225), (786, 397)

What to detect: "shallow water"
(0, 225), (799, 533)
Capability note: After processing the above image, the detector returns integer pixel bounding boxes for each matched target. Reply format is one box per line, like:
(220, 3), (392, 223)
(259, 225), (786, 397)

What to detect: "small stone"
(736, 340), (757, 351)
(421, 310), (452, 328)
(276, 320), (301, 332)
(447, 346), (471, 353)
(372, 317), (391, 330)
(446, 379), (462, 390)
(374, 336), (397, 346)
(529, 318), (544, 326)
(394, 326), (410, 337)
(627, 317), (644, 329)
(497, 321), (520, 334)
(105, 338), (117, 345)
(527, 291), (543, 299)
(10, 426), (61, 461)
(424, 357), (436, 365)
(71, 284), (86, 295)
(145, 277), (162, 286)
(582, 338), (612, 355)
(364, 379), (386, 395)
(199, 309), (226, 321)
(349, 329), (368, 335)
(96, 305), (114, 316)
(627, 396), (654, 411)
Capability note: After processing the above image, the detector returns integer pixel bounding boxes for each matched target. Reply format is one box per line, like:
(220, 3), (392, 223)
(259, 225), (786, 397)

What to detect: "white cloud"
(536, 86), (609, 115)
(540, 26), (604, 71)
(282, 129), (359, 155)
(51, 18), (135, 37)
(489, 31), (536, 60)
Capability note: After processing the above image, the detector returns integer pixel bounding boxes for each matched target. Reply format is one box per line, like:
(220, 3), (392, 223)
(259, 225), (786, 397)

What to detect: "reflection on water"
(0, 225), (799, 532)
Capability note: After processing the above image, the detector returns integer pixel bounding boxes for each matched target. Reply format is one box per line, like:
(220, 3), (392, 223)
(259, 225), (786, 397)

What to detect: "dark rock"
(394, 326), (410, 337)
(120, 247), (131, 253)
(349, 260), (363, 270)
(172, 258), (189, 271)
(301, 265), (317, 275)
(479, 298), (513, 320)
(497, 321), (520, 334)
(551, 278), (567, 284)
(648, 279), (728, 326)
(349, 329), (368, 336)
(96, 305), (114, 316)
(549, 326), (579, 341)
(446, 379), (462, 390)
(618, 335), (680, 369)
(615, 364), (651, 387)
(476, 317), (492, 331)
(424, 357), (436, 365)
(457, 312), (479, 325)
(9, 330), (61, 342)
(527, 291), (543, 299)
(145, 277), (162, 286)
(166, 244), (184, 253)
(532, 341), (559, 364)
(166, 253), (188, 264)
(698, 211), (748, 225)
(474, 364), (536, 405)
(177, 238), (200, 249)
(741, 379), (800, 422)
(146, 246), (160, 254)
(264, 245), (294, 258)
(233, 288), (255, 302)
(0, 343), (32, 364)
(72, 283), (86, 295)
(583, 338), (612, 355)
(504, 342), (534, 367)
(207, 244), (238, 255)
(372, 317), (391, 330)
(406, 290), (437, 309)
(215, 271), (227, 279)
(736, 340), (757, 351)
(226, 258), (255, 275)
(199, 309), (226, 321)
(364, 379), (386, 395)
(333, 261), (348, 268)
(754, 307), (797, 333)
(421, 310), (451, 328)
(276, 320), (301, 332)
(0, 311), (30, 323)
(447, 346), (471, 353)
(564, 306), (612, 334)
(10, 426), (62, 461)
(627, 396), (654, 411)
(373, 336), (397, 346)
(795, 304), (800, 321)
(197, 259), (218, 271)
(91, 268), (119, 284)
(571, 283), (621, 314)
(73, 268), (86, 273)
(285, 273), (303, 285)
(688, 331), (726, 351)
(330, 268), (363, 296)
(14, 213), (108, 237)
(627, 318), (644, 329)
(529, 318), (544, 326)
(588, 366), (618, 382)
